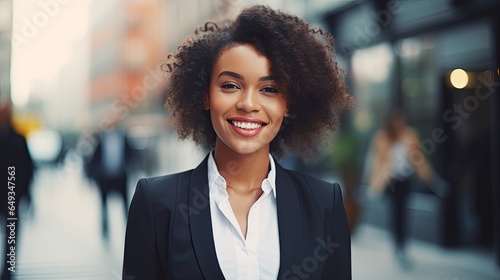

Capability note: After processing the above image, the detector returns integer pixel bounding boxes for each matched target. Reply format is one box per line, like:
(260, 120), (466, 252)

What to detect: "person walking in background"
(87, 115), (132, 238)
(0, 101), (33, 280)
(368, 110), (449, 268)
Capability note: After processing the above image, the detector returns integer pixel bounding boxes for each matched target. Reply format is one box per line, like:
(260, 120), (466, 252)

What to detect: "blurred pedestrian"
(0, 101), (33, 280)
(87, 115), (132, 238)
(368, 110), (449, 268)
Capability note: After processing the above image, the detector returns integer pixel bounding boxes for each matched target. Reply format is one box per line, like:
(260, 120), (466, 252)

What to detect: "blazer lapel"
(275, 161), (302, 276)
(188, 155), (225, 280)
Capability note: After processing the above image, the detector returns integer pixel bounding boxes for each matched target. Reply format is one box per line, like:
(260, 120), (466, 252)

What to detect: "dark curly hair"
(164, 5), (353, 160)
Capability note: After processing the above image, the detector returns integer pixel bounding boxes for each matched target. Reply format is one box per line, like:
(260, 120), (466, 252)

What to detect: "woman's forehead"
(211, 44), (272, 80)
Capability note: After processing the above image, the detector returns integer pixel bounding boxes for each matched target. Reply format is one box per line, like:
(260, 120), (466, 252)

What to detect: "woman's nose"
(236, 90), (261, 112)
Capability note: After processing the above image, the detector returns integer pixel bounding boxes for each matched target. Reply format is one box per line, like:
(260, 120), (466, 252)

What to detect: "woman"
(123, 5), (353, 280)
(368, 110), (449, 267)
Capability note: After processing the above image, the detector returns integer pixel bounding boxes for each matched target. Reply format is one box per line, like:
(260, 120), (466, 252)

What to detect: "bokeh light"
(450, 68), (469, 89)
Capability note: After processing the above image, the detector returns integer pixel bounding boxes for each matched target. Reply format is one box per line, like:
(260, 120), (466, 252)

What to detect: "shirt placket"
(214, 176), (274, 280)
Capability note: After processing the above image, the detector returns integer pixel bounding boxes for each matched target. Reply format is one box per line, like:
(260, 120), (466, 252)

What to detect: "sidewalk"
(10, 166), (121, 280)
(352, 223), (499, 280)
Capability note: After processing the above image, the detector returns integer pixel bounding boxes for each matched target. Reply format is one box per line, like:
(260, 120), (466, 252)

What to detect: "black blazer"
(123, 155), (351, 280)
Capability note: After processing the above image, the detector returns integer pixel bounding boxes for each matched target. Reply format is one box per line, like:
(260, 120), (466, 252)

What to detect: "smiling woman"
(123, 5), (353, 280)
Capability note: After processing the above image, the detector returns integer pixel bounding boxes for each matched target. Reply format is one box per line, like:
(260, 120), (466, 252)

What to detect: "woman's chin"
(227, 143), (269, 157)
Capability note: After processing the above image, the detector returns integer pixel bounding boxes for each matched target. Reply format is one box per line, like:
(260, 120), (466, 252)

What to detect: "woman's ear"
(203, 91), (210, 110)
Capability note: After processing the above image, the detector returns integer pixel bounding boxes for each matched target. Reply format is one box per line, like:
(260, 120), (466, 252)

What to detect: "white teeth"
(231, 121), (264, 129)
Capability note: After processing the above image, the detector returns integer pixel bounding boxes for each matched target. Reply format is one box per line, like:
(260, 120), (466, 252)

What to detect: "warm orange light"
(482, 70), (494, 87)
(450, 69), (469, 89)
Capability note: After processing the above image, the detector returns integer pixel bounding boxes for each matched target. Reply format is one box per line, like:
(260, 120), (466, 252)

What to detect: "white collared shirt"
(207, 152), (280, 280)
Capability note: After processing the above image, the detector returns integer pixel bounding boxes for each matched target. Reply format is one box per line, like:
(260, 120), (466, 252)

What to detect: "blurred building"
(8, 1), (90, 139)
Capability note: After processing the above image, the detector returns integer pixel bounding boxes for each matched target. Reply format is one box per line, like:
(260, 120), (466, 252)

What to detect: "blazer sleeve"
(324, 183), (352, 280)
(123, 179), (162, 280)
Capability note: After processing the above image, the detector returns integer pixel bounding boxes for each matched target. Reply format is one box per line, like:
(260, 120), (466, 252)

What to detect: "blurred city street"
(0, 132), (206, 280)
(0, 0), (499, 279)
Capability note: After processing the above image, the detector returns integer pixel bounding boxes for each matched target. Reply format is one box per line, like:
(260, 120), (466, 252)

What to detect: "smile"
(227, 119), (267, 137)
(228, 120), (266, 130)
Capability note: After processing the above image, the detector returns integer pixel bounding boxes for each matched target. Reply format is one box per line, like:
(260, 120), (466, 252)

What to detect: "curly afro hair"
(164, 5), (353, 161)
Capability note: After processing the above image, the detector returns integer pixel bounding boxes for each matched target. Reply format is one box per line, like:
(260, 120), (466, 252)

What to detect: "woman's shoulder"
(284, 168), (339, 188)
(135, 169), (195, 200)
(282, 168), (342, 204)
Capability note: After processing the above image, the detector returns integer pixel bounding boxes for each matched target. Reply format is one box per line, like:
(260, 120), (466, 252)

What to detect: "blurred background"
(0, 0), (499, 279)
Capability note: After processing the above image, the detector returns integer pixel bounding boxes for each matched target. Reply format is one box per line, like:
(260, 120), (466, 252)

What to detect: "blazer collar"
(188, 154), (301, 279)
(189, 154), (225, 280)
(274, 159), (302, 277)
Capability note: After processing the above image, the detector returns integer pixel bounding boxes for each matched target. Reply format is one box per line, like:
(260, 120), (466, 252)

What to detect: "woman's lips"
(227, 118), (267, 137)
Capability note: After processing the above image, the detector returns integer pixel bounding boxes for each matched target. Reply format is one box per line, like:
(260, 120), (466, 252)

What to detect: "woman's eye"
(262, 87), (279, 93)
(221, 84), (239, 89)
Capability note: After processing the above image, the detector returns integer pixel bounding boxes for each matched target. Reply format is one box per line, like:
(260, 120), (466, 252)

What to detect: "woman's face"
(205, 43), (288, 156)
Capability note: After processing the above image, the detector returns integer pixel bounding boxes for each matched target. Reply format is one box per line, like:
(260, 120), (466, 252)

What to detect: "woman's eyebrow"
(217, 71), (274, 82)
(217, 71), (243, 80)
(258, 76), (274, 81)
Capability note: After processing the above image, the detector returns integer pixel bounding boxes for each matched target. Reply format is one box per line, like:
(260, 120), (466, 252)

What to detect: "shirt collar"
(207, 151), (277, 199)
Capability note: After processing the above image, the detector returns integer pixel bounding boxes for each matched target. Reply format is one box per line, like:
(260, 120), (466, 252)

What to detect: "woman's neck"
(213, 141), (270, 193)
